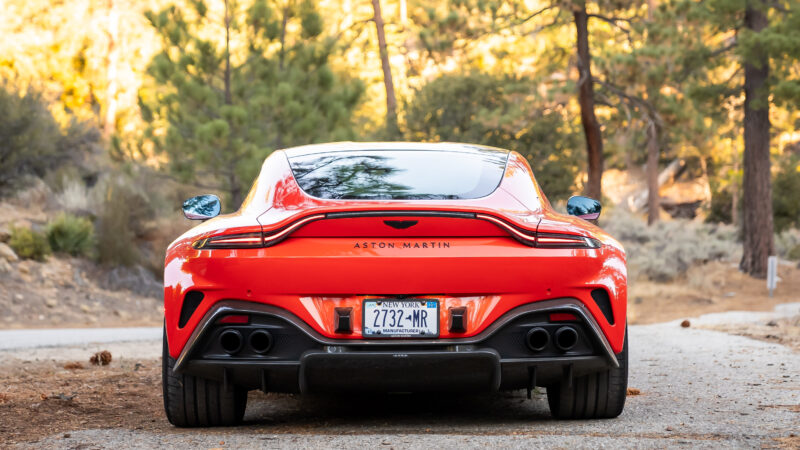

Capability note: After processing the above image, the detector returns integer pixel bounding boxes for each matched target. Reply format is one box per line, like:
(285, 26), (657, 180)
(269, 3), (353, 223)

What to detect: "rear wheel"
(162, 328), (247, 427)
(546, 326), (628, 419)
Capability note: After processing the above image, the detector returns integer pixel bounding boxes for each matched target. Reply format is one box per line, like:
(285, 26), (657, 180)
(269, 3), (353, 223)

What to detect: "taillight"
(193, 232), (263, 249)
(475, 213), (602, 249)
(262, 214), (325, 247)
(536, 233), (602, 249)
(192, 214), (326, 249)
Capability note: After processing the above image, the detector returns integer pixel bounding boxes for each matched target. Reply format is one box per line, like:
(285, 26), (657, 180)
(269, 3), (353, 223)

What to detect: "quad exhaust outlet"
(219, 329), (244, 354)
(554, 326), (579, 352)
(526, 327), (550, 352)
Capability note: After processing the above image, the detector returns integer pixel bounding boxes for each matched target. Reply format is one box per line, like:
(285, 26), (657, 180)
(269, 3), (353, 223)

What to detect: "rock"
(681, 319), (691, 328)
(14, 293), (24, 302)
(0, 242), (18, 262)
(0, 259), (11, 274)
(0, 225), (10, 242)
(45, 299), (57, 308)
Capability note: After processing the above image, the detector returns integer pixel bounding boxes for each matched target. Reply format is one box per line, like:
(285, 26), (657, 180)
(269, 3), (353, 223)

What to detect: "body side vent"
(179, 291), (204, 328)
(590, 288), (615, 325)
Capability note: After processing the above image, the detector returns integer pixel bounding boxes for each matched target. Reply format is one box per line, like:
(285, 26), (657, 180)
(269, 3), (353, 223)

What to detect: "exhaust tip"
(526, 327), (550, 352)
(554, 326), (579, 352)
(249, 329), (273, 354)
(219, 329), (243, 354)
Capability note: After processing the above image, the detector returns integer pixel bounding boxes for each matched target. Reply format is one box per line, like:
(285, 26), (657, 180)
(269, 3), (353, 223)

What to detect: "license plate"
(363, 299), (439, 338)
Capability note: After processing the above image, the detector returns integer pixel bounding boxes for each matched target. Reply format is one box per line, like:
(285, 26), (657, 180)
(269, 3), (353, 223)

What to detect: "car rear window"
(287, 149), (509, 200)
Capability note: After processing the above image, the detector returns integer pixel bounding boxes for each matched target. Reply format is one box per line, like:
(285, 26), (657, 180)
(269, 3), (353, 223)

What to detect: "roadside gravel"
(6, 320), (797, 449)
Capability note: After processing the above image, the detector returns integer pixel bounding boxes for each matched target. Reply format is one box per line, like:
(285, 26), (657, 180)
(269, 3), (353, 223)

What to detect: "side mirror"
(182, 194), (221, 220)
(567, 195), (602, 222)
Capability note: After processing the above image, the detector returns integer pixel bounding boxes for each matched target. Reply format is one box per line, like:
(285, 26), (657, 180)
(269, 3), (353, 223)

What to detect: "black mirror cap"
(567, 195), (602, 222)
(182, 194), (222, 220)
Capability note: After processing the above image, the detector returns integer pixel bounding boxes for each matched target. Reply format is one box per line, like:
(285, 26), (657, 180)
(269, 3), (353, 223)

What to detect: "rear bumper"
(173, 298), (620, 393)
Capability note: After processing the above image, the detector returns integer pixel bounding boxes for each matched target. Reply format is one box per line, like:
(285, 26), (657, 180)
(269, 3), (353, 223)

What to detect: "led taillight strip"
(475, 213), (537, 246)
(537, 233), (602, 249)
(193, 214), (327, 250)
(262, 214), (326, 247)
(193, 212), (601, 250)
(474, 213), (601, 249)
(193, 232), (263, 249)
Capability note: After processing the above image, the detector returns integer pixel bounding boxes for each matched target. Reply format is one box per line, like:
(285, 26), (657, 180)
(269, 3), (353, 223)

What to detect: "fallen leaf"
(627, 388), (641, 396)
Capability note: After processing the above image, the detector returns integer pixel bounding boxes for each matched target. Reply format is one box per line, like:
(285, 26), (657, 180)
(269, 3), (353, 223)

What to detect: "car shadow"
(240, 389), (554, 430)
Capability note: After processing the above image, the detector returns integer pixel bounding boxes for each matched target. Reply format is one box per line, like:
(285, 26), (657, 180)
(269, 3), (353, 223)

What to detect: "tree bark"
(223, 0), (232, 105)
(371, 0), (399, 136)
(573, 6), (604, 200)
(646, 119), (660, 225)
(739, 2), (774, 278)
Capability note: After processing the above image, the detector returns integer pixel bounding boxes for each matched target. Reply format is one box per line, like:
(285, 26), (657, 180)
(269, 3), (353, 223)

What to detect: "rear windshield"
(287, 149), (509, 200)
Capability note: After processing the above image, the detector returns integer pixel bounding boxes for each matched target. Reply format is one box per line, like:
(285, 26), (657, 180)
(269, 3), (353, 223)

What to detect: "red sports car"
(163, 142), (628, 426)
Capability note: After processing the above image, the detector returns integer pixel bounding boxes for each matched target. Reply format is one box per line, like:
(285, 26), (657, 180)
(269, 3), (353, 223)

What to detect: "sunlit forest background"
(2, 0), (800, 294)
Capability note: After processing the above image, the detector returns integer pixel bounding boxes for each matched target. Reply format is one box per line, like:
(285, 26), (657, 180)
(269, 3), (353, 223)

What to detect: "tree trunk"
(573, 6), (604, 200)
(104, 0), (119, 138)
(739, 2), (774, 278)
(223, 0), (232, 105)
(279, 7), (288, 71)
(371, 0), (399, 136)
(646, 119), (660, 225)
(732, 147), (739, 226)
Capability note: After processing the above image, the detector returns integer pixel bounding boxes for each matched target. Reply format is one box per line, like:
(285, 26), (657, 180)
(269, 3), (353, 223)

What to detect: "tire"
(162, 328), (247, 427)
(546, 326), (628, 419)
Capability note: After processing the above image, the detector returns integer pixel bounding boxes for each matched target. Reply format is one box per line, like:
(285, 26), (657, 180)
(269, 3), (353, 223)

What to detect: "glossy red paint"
(164, 143), (627, 359)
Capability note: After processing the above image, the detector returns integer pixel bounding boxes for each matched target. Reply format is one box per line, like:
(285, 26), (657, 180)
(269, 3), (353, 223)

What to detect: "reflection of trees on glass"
(292, 156), (417, 199)
(289, 150), (508, 200)
(567, 197), (600, 216)
(183, 195), (220, 218)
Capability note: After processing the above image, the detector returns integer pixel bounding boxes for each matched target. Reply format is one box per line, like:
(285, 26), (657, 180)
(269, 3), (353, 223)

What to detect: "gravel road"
(6, 314), (800, 449)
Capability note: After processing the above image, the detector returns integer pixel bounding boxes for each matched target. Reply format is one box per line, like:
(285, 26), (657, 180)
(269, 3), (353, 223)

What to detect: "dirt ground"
(0, 360), (164, 445)
(628, 260), (800, 324)
(0, 256), (163, 329)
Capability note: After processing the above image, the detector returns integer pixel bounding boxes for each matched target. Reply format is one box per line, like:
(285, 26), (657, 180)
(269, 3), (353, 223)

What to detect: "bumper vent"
(590, 288), (614, 325)
(179, 291), (204, 328)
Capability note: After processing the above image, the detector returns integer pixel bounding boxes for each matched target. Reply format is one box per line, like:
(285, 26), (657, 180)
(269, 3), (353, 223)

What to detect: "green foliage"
(95, 179), (155, 267)
(404, 73), (581, 200)
(601, 208), (738, 281)
(139, 0), (365, 206)
(0, 86), (63, 191)
(773, 156), (800, 233)
(0, 83), (102, 194)
(45, 213), (95, 257)
(706, 188), (734, 224)
(9, 226), (51, 261)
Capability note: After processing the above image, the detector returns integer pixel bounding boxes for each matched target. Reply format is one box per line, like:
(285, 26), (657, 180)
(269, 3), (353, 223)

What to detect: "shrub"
(8, 226), (51, 261)
(773, 156), (800, 233)
(776, 229), (800, 261)
(46, 213), (95, 257)
(600, 208), (739, 281)
(95, 179), (154, 267)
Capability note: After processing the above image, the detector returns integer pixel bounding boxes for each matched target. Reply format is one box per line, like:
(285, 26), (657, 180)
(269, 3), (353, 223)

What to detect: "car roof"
(281, 141), (510, 158)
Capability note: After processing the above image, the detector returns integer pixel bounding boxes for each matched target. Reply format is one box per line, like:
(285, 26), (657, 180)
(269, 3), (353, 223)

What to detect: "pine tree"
(139, 0), (365, 207)
(682, 0), (800, 277)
